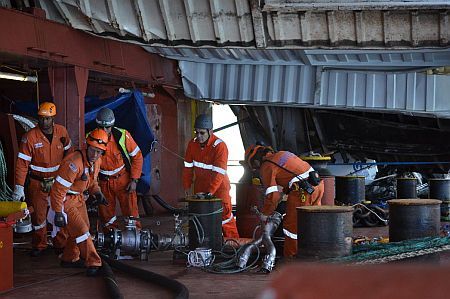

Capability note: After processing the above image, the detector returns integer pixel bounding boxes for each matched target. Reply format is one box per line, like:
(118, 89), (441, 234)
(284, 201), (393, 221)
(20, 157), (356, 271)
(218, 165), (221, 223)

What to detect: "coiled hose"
(101, 254), (189, 299)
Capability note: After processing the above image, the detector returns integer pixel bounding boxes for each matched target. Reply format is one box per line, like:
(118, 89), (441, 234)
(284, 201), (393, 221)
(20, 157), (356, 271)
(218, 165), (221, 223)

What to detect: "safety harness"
(262, 155), (320, 195)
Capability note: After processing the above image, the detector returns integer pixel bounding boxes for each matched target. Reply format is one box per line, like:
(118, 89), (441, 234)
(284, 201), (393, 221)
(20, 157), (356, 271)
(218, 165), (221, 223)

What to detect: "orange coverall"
(50, 150), (102, 267)
(98, 129), (143, 229)
(15, 124), (72, 250)
(259, 151), (324, 257)
(183, 133), (239, 238)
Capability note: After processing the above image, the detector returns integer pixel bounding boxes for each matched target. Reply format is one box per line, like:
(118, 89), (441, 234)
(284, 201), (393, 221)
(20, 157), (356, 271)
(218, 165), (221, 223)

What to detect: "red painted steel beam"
(0, 7), (180, 86)
(0, 7), (181, 148)
(48, 66), (88, 148)
(144, 93), (182, 212)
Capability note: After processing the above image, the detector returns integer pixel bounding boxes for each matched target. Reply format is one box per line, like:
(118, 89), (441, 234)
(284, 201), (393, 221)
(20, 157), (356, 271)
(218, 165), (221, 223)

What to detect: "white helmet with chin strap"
(96, 107), (115, 127)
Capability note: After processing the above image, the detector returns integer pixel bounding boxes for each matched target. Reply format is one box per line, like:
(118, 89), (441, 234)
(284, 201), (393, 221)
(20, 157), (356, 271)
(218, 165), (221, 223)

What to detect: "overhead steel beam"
(0, 7), (179, 85)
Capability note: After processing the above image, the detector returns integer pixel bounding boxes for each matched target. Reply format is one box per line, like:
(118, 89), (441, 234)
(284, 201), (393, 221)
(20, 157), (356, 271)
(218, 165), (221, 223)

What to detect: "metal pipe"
(260, 212), (281, 272)
(264, 106), (277, 151)
(237, 241), (262, 269)
(118, 87), (155, 98)
(213, 117), (249, 133)
(0, 71), (37, 83)
(236, 210), (282, 272)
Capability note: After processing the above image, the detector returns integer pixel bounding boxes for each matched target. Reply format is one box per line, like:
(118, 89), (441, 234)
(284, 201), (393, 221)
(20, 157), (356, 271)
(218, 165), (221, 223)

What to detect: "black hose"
(101, 259), (124, 299)
(101, 254), (189, 299)
(151, 194), (186, 214)
(141, 194), (154, 216)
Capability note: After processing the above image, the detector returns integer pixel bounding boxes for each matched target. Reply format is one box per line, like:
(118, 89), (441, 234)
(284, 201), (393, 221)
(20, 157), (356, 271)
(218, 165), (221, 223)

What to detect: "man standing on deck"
(94, 108), (143, 229)
(12, 102), (72, 257)
(183, 114), (239, 238)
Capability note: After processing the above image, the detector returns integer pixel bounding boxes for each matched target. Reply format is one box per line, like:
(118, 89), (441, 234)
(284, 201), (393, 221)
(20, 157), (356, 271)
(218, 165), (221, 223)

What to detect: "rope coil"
(326, 236), (450, 265)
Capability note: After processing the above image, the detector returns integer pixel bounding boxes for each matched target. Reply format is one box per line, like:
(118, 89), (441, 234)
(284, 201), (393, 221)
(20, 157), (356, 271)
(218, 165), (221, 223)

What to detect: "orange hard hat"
(38, 102), (56, 117)
(86, 128), (108, 151)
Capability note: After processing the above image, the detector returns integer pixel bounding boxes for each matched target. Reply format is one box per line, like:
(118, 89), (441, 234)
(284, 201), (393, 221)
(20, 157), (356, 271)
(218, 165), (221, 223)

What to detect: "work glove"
(54, 212), (67, 227)
(126, 179), (138, 193)
(93, 191), (109, 206)
(12, 185), (25, 201)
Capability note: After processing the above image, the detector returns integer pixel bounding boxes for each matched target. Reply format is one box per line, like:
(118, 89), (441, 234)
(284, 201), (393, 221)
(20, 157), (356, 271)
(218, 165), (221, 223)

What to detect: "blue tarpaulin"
(85, 90), (154, 194)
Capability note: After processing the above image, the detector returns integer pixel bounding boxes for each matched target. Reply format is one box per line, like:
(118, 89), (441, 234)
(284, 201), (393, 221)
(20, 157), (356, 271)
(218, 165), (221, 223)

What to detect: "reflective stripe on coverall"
(260, 151), (324, 257)
(50, 150), (102, 267)
(98, 128), (143, 229)
(183, 134), (239, 238)
(16, 124), (72, 250)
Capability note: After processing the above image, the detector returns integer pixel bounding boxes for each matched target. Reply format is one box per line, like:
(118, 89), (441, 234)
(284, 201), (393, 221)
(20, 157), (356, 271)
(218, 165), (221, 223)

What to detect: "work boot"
(86, 266), (101, 277)
(30, 248), (44, 257)
(60, 259), (85, 268)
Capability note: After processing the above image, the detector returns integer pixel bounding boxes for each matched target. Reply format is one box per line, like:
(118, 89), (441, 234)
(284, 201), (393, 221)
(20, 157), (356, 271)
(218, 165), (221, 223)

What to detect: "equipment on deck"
(297, 206), (354, 259)
(187, 196), (223, 251)
(97, 216), (188, 261)
(0, 202), (33, 292)
(13, 214), (32, 233)
(335, 176), (365, 205)
(388, 199), (441, 242)
(237, 208), (282, 273)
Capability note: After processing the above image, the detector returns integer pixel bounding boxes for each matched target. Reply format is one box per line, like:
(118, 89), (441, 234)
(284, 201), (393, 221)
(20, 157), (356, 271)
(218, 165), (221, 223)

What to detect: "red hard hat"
(86, 128), (108, 151)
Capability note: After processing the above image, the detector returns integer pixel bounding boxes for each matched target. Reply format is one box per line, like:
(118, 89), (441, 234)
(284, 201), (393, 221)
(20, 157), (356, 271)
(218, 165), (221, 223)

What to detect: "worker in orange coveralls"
(49, 128), (108, 276)
(183, 114), (239, 238)
(12, 102), (72, 257)
(245, 145), (324, 257)
(94, 108), (143, 229)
